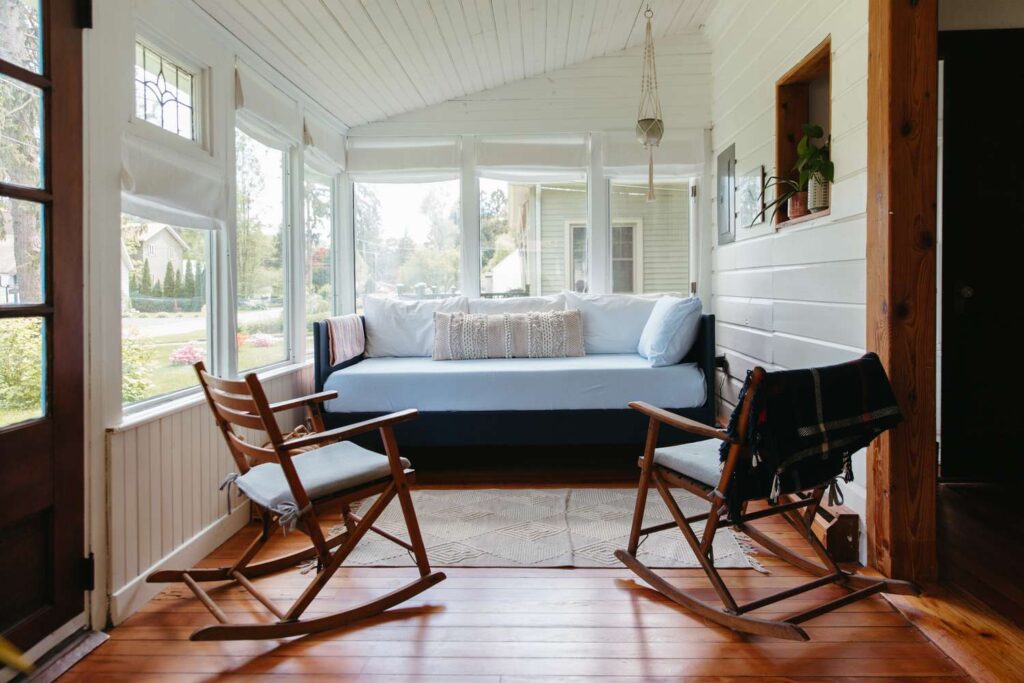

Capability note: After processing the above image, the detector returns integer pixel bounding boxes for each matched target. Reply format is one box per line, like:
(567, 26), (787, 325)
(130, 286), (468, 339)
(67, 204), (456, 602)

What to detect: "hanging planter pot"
(636, 7), (663, 202)
(788, 191), (809, 219)
(808, 172), (830, 212)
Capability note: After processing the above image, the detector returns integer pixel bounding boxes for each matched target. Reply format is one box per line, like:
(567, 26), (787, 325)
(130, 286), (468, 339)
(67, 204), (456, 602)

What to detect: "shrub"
(121, 329), (152, 404)
(169, 342), (206, 366)
(239, 311), (284, 335)
(0, 318), (43, 410)
(249, 333), (275, 348)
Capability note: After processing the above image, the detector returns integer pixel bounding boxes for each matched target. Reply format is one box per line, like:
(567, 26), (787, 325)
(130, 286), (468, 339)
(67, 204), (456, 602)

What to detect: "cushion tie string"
(275, 502), (313, 534)
(827, 479), (845, 507)
(219, 472), (239, 513)
(768, 470), (782, 504)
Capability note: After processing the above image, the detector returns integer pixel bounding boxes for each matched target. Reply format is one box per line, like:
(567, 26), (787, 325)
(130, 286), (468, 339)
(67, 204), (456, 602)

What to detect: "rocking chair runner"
(615, 356), (920, 641)
(146, 362), (445, 641)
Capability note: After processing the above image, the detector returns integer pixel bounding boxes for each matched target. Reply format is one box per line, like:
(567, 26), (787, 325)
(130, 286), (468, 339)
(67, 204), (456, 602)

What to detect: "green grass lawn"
(0, 406), (43, 429)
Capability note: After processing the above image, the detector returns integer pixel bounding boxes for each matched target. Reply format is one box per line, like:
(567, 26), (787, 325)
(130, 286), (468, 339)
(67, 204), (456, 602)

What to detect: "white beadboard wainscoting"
(105, 364), (314, 624)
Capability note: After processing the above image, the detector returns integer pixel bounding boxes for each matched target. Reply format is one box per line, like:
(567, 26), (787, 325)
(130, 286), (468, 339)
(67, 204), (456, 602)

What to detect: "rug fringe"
(732, 530), (770, 574)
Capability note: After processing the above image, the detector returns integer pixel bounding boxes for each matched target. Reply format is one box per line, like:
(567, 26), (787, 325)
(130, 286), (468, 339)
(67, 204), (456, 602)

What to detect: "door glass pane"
(0, 197), (43, 303)
(236, 128), (287, 370)
(354, 180), (461, 310)
(121, 215), (211, 405)
(304, 169), (333, 354)
(0, 0), (42, 74)
(0, 316), (44, 428)
(0, 74), (43, 188)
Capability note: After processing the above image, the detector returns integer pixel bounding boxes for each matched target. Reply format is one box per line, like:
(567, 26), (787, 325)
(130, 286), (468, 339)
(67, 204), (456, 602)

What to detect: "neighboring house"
(119, 240), (133, 309)
(0, 234), (16, 304)
(490, 249), (525, 293)
(138, 224), (187, 287)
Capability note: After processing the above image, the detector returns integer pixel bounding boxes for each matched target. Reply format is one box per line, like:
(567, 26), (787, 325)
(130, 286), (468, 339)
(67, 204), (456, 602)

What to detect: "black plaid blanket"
(719, 352), (902, 518)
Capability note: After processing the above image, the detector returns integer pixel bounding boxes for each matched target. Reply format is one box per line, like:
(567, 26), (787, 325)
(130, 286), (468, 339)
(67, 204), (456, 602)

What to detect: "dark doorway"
(939, 29), (1024, 483)
(0, 0), (85, 650)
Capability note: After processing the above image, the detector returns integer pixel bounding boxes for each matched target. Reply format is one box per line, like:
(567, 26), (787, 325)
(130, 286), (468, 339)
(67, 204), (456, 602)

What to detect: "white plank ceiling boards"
(193, 0), (715, 129)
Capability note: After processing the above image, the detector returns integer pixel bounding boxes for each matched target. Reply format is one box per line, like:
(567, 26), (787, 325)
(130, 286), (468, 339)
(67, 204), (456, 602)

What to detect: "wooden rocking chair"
(146, 362), (445, 641)
(615, 363), (920, 641)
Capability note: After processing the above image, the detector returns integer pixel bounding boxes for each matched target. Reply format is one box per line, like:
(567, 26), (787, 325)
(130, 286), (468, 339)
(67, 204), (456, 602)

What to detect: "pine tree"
(163, 262), (176, 299)
(173, 266), (183, 298)
(196, 264), (206, 299)
(183, 261), (196, 301)
(140, 259), (153, 296)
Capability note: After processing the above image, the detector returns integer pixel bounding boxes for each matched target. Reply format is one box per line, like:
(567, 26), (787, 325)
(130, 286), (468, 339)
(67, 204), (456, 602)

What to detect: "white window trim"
(302, 163), (340, 356)
(611, 218), (644, 294)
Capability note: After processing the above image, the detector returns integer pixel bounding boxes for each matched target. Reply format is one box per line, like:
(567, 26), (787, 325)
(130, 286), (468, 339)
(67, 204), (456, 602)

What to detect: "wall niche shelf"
(776, 208), (830, 229)
(774, 36), (831, 227)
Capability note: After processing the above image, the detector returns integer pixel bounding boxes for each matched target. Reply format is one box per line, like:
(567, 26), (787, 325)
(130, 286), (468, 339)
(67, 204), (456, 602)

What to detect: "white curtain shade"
(346, 137), (460, 182)
(120, 134), (226, 230)
(476, 135), (587, 182)
(602, 132), (704, 179)
(303, 116), (346, 171)
(235, 65), (302, 145)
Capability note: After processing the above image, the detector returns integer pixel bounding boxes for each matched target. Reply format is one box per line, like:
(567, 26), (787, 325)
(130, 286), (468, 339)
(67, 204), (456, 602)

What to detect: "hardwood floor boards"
(62, 494), (968, 682)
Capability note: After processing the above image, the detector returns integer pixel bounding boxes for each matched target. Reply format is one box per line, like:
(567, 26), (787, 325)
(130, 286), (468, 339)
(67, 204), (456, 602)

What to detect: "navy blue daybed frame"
(312, 314), (716, 448)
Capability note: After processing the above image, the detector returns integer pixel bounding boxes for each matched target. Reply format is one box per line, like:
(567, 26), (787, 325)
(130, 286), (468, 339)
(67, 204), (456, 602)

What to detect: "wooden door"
(939, 30), (1024, 481)
(0, 0), (85, 650)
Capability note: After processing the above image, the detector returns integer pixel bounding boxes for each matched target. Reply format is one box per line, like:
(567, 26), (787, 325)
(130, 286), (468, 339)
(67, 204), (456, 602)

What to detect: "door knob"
(960, 285), (974, 299)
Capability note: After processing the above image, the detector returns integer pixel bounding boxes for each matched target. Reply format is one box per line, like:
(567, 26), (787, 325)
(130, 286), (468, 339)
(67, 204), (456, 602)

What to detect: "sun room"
(1, 0), (1021, 680)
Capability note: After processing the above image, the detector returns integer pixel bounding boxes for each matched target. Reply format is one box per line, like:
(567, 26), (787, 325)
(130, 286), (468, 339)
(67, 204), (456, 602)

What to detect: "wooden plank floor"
(63, 496), (967, 682)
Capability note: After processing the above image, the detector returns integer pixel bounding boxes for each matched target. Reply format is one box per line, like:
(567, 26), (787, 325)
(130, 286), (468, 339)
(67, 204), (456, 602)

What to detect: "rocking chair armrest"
(629, 401), (734, 442)
(268, 390), (339, 413)
(281, 409), (419, 451)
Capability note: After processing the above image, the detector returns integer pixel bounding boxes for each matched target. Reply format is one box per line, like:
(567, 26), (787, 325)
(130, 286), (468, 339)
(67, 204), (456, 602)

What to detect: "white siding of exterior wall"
(347, 34), (711, 137)
(538, 185), (585, 295)
(105, 364), (313, 623)
(611, 181), (690, 294)
(704, 1), (870, 541)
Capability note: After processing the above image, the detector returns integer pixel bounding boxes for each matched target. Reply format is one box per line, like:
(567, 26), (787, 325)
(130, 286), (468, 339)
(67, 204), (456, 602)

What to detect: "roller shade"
(303, 116), (346, 172)
(120, 134), (226, 230)
(235, 64), (302, 145)
(476, 135), (587, 182)
(346, 137), (460, 182)
(602, 132), (704, 179)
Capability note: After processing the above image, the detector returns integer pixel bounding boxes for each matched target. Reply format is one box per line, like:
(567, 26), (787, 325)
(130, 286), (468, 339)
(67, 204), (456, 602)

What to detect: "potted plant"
(757, 123), (834, 224)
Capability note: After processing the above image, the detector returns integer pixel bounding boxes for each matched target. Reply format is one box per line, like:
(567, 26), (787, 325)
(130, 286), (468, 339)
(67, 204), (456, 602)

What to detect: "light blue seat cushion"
(235, 440), (409, 510)
(638, 296), (703, 367)
(323, 355), (706, 412)
(653, 438), (723, 488)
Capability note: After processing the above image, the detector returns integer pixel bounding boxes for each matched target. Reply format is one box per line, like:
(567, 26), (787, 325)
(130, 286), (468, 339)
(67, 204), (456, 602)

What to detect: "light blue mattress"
(323, 355), (706, 413)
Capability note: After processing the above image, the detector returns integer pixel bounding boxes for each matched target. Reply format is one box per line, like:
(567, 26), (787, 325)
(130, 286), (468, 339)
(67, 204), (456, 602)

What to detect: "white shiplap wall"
(704, 1), (870, 529)
(105, 365), (314, 623)
(348, 32), (711, 137)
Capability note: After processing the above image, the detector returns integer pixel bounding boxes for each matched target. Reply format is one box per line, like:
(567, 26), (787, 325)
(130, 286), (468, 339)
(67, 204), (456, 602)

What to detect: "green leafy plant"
(756, 123), (833, 225)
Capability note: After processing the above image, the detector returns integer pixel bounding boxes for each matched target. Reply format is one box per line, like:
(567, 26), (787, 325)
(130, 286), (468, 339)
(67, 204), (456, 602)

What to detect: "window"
(304, 168), (334, 353)
(235, 127), (288, 370)
(134, 40), (197, 141)
(354, 180), (460, 310)
(609, 180), (690, 294)
(120, 214), (211, 405)
(479, 178), (587, 297)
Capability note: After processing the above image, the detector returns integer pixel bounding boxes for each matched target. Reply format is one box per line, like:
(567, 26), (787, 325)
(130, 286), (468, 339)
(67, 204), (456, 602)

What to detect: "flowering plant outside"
(169, 341), (206, 366)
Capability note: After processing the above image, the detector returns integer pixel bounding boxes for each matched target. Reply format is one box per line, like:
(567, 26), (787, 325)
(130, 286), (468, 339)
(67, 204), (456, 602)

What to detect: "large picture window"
(609, 180), (689, 294)
(120, 214), (210, 405)
(304, 168), (334, 353)
(235, 127), (288, 370)
(354, 179), (460, 310)
(479, 178), (587, 297)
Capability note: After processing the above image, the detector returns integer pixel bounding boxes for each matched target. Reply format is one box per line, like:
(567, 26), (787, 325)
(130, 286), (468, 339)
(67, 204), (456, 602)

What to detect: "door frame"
(865, 0), (939, 582)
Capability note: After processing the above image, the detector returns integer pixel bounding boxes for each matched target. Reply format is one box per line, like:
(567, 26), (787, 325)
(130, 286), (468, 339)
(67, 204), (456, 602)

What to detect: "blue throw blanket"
(719, 352), (903, 518)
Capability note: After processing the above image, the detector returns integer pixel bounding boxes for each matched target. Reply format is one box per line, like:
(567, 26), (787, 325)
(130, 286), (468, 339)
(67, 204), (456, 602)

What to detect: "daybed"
(312, 295), (716, 448)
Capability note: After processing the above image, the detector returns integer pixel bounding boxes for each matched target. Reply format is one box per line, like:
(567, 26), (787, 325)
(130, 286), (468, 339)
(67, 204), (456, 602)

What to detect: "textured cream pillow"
(433, 310), (585, 360)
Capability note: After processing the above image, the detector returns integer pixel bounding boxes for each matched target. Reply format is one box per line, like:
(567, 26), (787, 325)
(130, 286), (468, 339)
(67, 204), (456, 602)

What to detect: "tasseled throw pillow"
(433, 310), (585, 360)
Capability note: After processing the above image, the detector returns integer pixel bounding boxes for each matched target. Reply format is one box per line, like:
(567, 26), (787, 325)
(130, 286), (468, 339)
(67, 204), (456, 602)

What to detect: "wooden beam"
(866, 0), (938, 581)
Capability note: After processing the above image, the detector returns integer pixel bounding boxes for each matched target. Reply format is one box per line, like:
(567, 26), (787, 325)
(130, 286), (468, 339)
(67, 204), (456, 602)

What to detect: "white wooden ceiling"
(194, 0), (714, 129)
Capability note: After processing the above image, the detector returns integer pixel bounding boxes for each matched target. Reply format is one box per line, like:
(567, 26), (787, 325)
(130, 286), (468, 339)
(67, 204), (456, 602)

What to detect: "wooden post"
(866, 0), (938, 581)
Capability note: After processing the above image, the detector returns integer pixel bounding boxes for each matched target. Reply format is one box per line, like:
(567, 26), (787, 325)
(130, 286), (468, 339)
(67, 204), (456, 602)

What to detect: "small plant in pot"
(757, 124), (834, 225)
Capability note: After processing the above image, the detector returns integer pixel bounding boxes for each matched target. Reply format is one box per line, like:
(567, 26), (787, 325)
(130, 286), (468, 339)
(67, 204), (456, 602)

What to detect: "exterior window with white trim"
(134, 40), (198, 141)
(235, 127), (289, 370)
(610, 179), (690, 294)
(304, 167), (334, 354)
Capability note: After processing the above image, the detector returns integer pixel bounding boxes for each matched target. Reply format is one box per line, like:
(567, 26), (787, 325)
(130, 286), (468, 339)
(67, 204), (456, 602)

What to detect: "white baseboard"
(110, 505), (250, 625)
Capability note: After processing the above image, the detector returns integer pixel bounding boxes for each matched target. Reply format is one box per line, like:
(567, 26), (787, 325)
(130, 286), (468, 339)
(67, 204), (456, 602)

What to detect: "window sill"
(775, 209), (830, 230)
(108, 360), (314, 433)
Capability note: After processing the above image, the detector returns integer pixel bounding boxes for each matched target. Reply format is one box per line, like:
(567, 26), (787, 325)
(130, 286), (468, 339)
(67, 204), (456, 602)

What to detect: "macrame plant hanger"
(636, 5), (664, 202)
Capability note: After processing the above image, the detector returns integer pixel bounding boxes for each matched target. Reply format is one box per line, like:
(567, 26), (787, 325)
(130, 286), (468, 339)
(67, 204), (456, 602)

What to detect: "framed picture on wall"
(736, 165), (765, 228)
(717, 144), (736, 245)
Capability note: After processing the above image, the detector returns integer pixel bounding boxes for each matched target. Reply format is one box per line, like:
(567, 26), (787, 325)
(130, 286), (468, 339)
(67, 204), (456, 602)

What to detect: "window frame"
(302, 163), (339, 356)
(564, 221), (589, 293)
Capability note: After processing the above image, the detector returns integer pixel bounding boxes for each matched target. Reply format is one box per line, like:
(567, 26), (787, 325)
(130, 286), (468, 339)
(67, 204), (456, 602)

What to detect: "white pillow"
(564, 291), (660, 354)
(468, 294), (565, 314)
(638, 296), (703, 367)
(363, 296), (468, 357)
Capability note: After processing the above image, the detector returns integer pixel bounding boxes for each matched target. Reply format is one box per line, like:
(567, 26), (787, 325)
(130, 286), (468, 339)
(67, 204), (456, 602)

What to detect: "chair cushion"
(235, 440), (410, 510)
(653, 438), (723, 488)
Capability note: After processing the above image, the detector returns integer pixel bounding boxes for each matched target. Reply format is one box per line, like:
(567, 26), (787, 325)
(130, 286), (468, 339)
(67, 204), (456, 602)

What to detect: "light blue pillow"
(637, 296), (703, 367)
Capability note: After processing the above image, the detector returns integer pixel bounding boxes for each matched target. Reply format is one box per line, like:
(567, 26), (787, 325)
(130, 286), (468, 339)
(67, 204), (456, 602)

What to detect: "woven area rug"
(345, 488), (757, 569)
